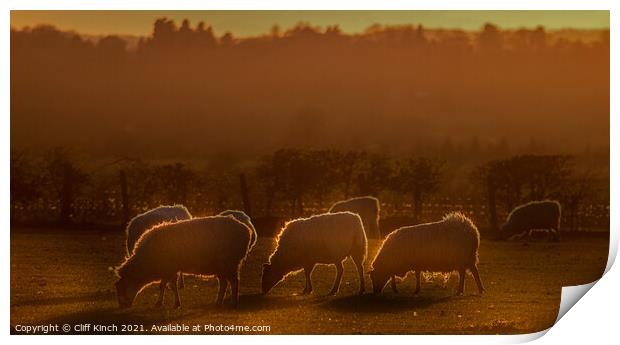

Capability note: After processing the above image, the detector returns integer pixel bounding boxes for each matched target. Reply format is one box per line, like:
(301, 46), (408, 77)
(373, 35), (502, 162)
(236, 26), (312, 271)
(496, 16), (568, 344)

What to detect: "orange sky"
(11, 10), (610, 37)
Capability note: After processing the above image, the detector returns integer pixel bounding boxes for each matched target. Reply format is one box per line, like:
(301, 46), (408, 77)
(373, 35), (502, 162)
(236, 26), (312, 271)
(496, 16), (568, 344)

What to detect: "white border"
(1, 1), (616, 344)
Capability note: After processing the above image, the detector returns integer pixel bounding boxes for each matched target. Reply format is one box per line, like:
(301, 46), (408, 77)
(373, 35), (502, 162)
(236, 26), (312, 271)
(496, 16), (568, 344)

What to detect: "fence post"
(487, 175), (499, 234)
(119, 169), (130, 225)
(239, 173), (252, 218)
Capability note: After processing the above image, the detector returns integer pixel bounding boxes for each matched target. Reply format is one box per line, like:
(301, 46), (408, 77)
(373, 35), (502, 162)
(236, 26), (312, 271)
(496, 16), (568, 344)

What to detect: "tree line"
(10, 148), (608, 234)
(11, 20), (609, 158)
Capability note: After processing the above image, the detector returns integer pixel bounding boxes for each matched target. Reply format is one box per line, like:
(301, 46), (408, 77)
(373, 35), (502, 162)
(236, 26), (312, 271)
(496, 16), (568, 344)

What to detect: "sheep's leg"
(471, 266), (485, 294)
(328, 261), (344, 296)
(170, 276), (181, 309)
(229, 275), (239, 307)
(414, 271), (421, 294)
(177, 273), (185, 289)
(457, 269), (466, 295)
(301, 264), (315, 294)
(216, 276), (228, 306)
(352, 258), (365, 295)
(155, 279), (167, 307)
(390, 276), (398, 293)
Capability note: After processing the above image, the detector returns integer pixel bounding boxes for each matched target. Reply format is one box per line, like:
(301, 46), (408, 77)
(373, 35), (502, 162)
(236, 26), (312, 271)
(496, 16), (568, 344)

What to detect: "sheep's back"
(507, 200), (561, 229)
(218, 210), (258, 248)
(373, 215), (479, 274)
(125, 205), (192, 254)
(273, 212), (366, 264)
(329, 197), (379, 218)
(132, 216), (251, 276)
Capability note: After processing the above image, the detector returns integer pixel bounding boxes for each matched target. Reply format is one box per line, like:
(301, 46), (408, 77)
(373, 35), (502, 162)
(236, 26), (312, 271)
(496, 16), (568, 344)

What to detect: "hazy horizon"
(11, 10), (610, 37)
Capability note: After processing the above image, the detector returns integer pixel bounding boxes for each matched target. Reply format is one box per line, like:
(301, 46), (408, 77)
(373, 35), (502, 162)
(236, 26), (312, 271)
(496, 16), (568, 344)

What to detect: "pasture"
(10, 227), (607, 335)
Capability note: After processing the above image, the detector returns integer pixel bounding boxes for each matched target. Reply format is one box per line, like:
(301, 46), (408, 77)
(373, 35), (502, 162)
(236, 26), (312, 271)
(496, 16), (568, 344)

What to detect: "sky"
(11, 10), (610, 37)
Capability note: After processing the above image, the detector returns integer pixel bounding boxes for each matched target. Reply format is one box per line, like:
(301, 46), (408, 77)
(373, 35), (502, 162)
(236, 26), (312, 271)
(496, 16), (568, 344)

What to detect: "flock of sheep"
(113, 197), (561, 309)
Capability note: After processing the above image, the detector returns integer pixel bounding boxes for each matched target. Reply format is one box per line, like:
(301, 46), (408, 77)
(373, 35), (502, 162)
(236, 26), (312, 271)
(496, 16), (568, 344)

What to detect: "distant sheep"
(114, 216), (252, 308)
(501, 200), (561, 241)
(218, 210), (257, 250)
(125, 205), (192, 256)
(262, 212), (367, 296)
(329, 196), (380, 239)
(370, 212), (484, 295)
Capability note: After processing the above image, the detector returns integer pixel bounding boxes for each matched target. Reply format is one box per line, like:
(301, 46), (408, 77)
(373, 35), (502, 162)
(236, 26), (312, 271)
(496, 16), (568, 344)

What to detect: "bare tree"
(10, 150), (42, 222)
(44, 147), (89, 224)
(393, 157), (444, 222)
(473, 154), (573, 233)
(559, 170), (597, 231)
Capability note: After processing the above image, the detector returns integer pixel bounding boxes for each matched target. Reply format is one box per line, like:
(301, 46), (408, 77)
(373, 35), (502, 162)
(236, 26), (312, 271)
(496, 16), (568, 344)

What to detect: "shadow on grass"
(320, 292), (481, 313)
(207, 292), (326, 312)
(12, 291), (115, 308)
(16, 292), (308, 334)
(25, 303), (211, 335)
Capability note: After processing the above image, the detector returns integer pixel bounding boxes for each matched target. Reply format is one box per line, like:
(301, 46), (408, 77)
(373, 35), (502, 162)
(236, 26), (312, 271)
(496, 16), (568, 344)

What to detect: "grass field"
(10, 227), (608, 335)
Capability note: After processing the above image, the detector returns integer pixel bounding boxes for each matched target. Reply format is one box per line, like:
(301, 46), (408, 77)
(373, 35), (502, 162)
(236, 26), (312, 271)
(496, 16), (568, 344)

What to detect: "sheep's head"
(115, 277), (139, 308)
(369, 269), (389, 295)
(261, 263), (285, 294)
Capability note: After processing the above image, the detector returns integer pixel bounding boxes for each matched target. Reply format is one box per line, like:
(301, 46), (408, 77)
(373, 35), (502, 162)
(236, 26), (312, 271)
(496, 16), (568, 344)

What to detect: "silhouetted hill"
(11, 20), (609, 159)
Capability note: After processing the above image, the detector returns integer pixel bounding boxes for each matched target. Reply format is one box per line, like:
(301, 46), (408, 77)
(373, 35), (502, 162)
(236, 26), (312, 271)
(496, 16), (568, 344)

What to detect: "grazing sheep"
(114, 216), (252, 309)
(369, 212), (484, 296)
(176, 210), (257, 291)
(125, 205), (192, 290)
(262, 212), (367, 296)
(501, 200), (561, 242)
(125, 205), (192, 256)
(329, 196), (380, 239)
(218, 210), (257, 250)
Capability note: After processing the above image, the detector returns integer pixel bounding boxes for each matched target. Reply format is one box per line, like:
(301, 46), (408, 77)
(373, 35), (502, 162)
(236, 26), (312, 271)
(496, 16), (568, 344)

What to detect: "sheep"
(369, 212), (485, 296)
(124, 205), (192, 290)
(501, 200), (561, 242)
(329, 196), (380, 239)
(175, 210), (257, 291)
(261, 212), (367, 296)
(218, 210), (257, 250)
(125, 205), (192, 256)
(114, 216), (252, 309)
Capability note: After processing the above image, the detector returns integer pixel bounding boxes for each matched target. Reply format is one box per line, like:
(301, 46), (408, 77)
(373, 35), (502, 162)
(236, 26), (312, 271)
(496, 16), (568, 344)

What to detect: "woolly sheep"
(369, 212), (485, 296)
(125, 205), (192, 256)
(125, 205), (192, 290)
(329, 196), (381, 239)
(175, 210), (257, 292)
(114, 216), (252, 309)
(501, 200), (561, 241)
(218, 210), (257, 250)
(262, 212), (367, 296)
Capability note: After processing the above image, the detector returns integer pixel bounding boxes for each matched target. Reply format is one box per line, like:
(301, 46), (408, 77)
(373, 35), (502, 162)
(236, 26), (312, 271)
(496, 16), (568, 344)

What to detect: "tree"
(44, 147), (89, 224)
(10, 150), (42, 221)
(196, 21), (217, 48)
(393, 157), (444, 222)
(473, 154), (573, 233)
(154, 163), (195, 206)
(355, 153), (392, 197)
(338, 151), (364, 199)
(256, 149), (309, 217)
(306, 150), (342, 209)
(478, 23), (502, 53)
(220, 32), (234, 47)
(559, 170), (597, 231)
